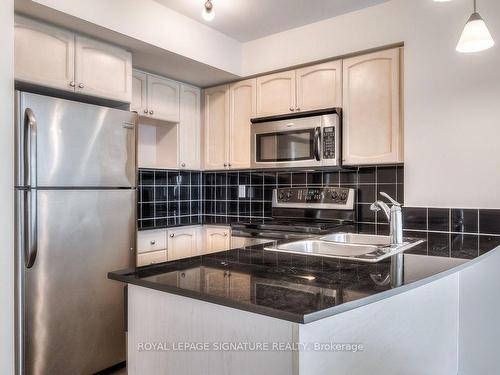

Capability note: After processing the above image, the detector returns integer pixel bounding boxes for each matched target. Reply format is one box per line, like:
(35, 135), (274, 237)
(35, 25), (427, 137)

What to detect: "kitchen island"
(109, 230), (500, 375)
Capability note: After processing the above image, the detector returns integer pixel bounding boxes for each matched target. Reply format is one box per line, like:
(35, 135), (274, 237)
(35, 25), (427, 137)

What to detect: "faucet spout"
(370, 201), (391, 221)
(370, 193), (403, 245)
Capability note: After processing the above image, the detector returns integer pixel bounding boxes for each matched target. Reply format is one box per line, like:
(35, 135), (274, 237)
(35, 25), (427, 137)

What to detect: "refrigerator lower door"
(18, 91), (136, 188)
(22, 189), (135, 375)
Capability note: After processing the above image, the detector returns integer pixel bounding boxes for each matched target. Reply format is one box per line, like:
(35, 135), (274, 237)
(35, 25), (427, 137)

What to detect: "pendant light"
(456, 0), (495, 53)
(202, 0), (215, 22)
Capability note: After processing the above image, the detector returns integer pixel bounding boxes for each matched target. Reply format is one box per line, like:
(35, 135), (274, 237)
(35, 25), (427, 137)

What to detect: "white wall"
(242, 0), (500, 209)
(30, 0), (243, 76)
(0, 0), (15, 374)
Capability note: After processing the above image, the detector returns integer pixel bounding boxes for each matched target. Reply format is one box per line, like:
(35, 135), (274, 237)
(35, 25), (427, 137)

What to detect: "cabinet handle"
(149, 110), (154, 115)
(150, 240), (156, 245)
(296, 107), (301, 111)
(223, 163), (227, 167)
(143, 109), (148, 114)
(290, 107), (295, 111)
(78, 83), (84, 89)
(170, 234), (175, 238)
(224, 233), (228, 237)
(181, 162), (186, 168)
(69, 81), (76, 87)
(228, 163), (232, 168)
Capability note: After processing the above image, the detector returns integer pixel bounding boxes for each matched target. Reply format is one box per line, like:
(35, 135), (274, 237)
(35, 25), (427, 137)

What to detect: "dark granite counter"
(109, 222), (485, 323)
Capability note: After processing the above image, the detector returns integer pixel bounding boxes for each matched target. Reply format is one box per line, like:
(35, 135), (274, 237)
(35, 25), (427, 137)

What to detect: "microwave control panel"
(322, 126), (336, 159)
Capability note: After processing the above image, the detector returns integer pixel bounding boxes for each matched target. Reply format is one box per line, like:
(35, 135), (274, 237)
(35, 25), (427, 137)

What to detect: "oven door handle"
(313, 127), (321, 161)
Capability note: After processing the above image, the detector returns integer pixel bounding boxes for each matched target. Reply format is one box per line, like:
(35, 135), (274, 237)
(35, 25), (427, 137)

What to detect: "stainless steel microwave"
(250, 109), (341, 169)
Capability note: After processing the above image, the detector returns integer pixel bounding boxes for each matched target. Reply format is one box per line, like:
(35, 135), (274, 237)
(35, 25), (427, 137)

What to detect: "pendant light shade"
(456, 1), (495, 53)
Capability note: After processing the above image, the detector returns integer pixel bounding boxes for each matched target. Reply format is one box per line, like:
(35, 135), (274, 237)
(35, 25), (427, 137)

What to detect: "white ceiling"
(155, 0), (389, 42)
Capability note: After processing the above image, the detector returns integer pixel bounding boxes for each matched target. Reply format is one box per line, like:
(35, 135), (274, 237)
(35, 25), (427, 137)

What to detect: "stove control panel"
(274, 187), (355, 210)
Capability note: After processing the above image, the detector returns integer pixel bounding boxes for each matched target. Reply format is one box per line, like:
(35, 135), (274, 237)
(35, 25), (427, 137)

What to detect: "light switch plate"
(238, 185), (246, 199)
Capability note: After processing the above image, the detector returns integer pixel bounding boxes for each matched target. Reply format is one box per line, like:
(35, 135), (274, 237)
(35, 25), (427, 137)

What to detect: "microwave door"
(254, 128), (319, 168)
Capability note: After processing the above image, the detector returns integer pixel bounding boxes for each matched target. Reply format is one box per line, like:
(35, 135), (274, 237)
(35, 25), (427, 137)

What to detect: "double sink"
(264, 233), (424, 263)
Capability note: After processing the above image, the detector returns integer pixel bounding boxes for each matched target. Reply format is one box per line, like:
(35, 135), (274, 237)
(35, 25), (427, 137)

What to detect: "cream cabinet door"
(203, 85), (229, 170)
(296, 61), (342, 111)
(256, 71), (296, 117)
(167, 227), (198, 261)
(14, 16), (75, 92)
(179, 84), (201, 170)
(131, 70), (148, 114)
(204, 227), (231, 254)
(74, 35), (132, 102)
(342, 48), (403, 165)
(228, 79), (255, 169)
(147, 75), (180, 122)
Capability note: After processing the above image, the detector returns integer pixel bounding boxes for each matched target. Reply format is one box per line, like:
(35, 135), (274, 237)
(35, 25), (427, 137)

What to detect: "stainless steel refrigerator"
(15, 91), (136, 375)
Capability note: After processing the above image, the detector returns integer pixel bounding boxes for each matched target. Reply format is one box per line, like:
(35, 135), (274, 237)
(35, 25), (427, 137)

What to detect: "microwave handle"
(313, 127), (321, 161)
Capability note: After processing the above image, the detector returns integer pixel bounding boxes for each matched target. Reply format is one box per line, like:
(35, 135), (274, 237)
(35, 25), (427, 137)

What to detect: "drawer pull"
(170, 234), (175, 238)
(150, 240), (156, 245)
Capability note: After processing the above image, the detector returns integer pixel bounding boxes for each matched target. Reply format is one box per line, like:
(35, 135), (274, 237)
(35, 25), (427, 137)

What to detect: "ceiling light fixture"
(202, 0), (215, 22)
(456, 0), (495, 53)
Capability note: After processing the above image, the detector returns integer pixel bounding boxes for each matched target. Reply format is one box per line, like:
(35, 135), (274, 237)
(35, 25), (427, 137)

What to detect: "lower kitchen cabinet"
(167, 226), (200, 261)
(342, 48), (403, 165)
(204, 226), (231, 254)
(137, 250), (167, 267)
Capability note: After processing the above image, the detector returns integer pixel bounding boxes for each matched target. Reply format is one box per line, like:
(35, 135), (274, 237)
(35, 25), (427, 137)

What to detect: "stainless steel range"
(232, 187), (356, 241)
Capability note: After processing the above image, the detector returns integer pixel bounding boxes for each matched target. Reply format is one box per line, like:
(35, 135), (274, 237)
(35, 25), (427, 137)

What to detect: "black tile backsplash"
(138, 165), (500, 259)
(200, 165), (403, 225)
(138, 169), (203, 230)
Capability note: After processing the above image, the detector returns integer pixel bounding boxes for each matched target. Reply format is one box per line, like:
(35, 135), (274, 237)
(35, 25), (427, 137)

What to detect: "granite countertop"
(109, 224), (479, 323)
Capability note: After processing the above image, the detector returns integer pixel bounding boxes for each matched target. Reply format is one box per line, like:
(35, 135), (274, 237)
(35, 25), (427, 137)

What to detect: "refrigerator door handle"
(24, 108), (37, 268)
(24, 108), (37, 188)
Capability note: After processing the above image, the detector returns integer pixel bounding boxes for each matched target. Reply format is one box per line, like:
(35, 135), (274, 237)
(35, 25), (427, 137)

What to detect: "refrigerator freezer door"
(19, 92), (136, 188)
(23, 189), (135, 375)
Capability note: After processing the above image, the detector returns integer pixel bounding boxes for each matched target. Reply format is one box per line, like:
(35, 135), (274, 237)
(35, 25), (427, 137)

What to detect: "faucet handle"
(380, 192), (401, 207)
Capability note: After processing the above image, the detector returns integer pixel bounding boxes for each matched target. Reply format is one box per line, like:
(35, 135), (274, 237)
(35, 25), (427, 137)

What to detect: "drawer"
(137, 229), (167, 253)
(137, 250), (168, 267)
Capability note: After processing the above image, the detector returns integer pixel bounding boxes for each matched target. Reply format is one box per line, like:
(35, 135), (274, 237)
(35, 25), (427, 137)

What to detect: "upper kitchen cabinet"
(203, 85), (230, 170)
(74, 36), (132, 103)
(14, 16), (132, 103)
(255, 61), (342, 117)
(179, 84), (201, 170)
(256, 71), (295, 117)
(228, 79), (256, 169)
(14, 16), (75, 92)
(147, 75), (180, 122)
(342, 48), (403, 165)
(296, 61), (342, 111)
(131, 70), (148, 114)
(132, 69), (180, 123)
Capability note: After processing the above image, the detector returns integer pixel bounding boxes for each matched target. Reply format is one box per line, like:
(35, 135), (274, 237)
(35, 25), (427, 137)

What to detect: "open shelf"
(137, 117), (178, 169)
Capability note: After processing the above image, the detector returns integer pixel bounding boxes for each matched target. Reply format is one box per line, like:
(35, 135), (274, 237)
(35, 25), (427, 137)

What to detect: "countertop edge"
(109, 245), (500, 324)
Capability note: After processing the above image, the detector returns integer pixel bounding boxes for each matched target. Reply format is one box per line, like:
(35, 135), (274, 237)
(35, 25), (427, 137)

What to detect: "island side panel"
(458, 247), (500, 375)
(127, 284), (299, 375)
(297, 273), (459, 375)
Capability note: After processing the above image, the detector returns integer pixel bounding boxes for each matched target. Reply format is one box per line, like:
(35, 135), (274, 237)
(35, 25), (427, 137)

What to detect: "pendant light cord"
(474, 0), (477, 12)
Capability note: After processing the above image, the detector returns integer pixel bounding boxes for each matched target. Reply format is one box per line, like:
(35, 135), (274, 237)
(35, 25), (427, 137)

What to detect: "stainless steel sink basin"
(274, 240), (378, 257)
(265, 234), (425, 263)
(320, 233), (391, 246)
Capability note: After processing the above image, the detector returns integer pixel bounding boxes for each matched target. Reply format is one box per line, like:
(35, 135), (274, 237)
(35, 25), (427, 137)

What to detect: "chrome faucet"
(370, 192), (403, 245)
